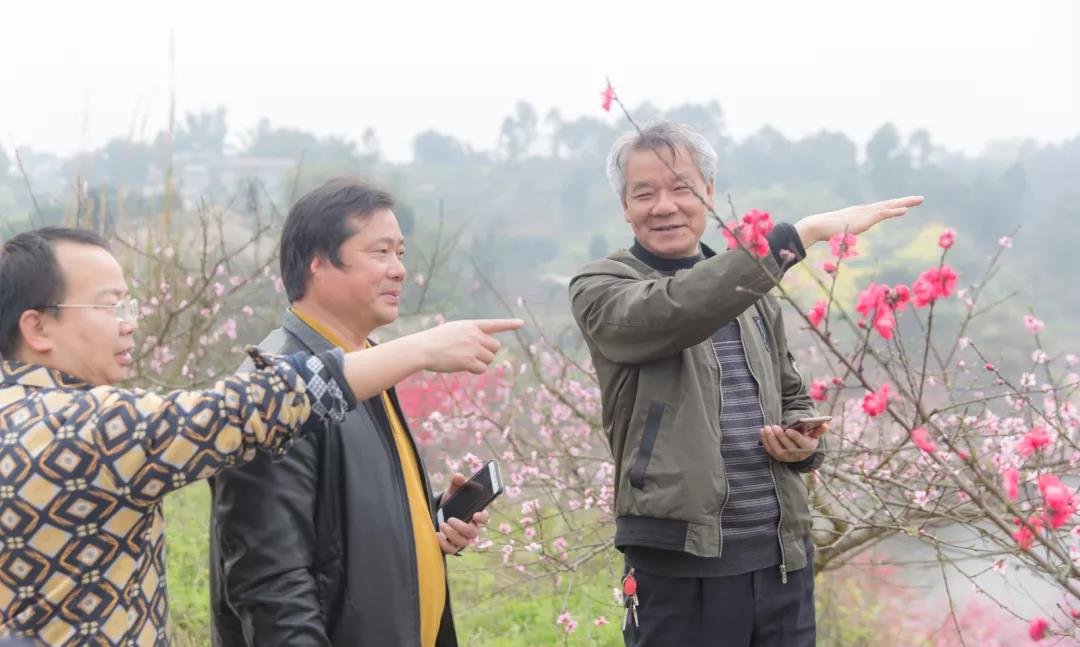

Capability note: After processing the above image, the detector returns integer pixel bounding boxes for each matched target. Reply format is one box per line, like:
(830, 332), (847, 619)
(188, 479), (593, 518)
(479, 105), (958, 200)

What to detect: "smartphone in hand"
(436, 459), (504, 525)
(790, 415), (832, 434)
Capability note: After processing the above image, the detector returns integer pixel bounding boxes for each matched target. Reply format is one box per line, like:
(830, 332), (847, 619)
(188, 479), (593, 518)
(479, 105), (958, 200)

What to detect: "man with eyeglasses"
(0, 227), (521, 646)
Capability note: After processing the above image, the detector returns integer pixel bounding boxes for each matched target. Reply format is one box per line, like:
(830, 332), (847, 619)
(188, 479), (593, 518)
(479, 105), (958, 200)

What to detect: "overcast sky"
(2, 0), (1077, 161)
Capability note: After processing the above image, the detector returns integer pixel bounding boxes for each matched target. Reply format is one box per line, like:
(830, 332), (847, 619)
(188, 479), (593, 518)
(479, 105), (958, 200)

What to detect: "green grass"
(162, 483), (213, 646)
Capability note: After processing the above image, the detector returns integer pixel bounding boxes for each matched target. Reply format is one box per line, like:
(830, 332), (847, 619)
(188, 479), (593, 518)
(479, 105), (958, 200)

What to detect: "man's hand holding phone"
(436, 473), (490, 555)
(436, 460), (504, 555)
(760, 416), (831, 463)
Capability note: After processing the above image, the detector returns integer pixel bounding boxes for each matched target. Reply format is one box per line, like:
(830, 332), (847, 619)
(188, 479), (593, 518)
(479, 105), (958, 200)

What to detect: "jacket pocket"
(752, 315), (771, 353)
(629, 401), (666, 489)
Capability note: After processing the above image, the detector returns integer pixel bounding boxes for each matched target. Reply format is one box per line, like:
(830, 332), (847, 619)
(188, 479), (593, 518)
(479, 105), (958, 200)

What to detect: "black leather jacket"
(208, 310), (457, 646)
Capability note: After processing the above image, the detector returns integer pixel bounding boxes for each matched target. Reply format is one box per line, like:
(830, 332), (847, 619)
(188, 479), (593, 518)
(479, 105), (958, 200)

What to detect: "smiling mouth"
(653, 224), (685, 232)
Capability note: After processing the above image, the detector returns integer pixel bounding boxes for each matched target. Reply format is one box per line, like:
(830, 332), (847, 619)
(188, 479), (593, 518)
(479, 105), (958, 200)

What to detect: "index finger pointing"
(473, 319), (525, 334)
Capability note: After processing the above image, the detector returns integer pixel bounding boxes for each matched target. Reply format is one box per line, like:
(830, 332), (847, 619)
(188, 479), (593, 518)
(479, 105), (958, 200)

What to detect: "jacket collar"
(0, 360), (92, 390)
(280, 308), (338, 354)
(629, 239), (717, 272)
(280, 308), (378, 353)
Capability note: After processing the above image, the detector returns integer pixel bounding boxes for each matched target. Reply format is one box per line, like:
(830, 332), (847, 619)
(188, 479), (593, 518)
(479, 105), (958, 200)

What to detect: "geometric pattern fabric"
(0, 349), (318, 646)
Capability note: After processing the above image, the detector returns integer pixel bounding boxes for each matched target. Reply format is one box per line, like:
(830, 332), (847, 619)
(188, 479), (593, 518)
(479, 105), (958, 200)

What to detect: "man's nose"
(389, 254), (407, 281)
(650, 190), (678, 217)
(119, 319), (137, 335)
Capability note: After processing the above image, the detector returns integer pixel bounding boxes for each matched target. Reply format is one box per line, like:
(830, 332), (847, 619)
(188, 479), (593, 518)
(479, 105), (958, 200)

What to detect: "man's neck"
(631, 239), (704, 271)
(12, 349), (63, 373)
(290, 299), (374, 350)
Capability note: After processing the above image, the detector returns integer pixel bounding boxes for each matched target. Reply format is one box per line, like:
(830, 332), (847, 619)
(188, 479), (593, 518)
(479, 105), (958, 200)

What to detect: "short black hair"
(0, 227), (111, 358)
(280, 178), (395, 302)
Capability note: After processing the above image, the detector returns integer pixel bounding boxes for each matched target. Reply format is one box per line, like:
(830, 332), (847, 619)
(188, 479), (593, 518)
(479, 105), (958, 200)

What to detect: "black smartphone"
(436, 459), (504, 525)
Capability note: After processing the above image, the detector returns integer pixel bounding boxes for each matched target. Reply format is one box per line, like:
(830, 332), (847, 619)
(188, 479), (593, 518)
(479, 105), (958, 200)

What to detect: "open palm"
(799, 195), (924, 244)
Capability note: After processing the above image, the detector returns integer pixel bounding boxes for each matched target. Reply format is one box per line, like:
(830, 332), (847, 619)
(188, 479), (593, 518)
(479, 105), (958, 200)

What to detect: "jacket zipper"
(709, 338), (731, 560)
(737, 318), (788, 584)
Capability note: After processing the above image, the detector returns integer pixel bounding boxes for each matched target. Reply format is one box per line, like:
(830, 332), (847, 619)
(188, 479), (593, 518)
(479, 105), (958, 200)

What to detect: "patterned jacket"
(0, 348), (351, 646)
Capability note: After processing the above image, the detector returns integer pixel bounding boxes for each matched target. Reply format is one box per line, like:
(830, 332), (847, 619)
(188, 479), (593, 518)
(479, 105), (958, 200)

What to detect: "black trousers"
(622, 559), (816, 647)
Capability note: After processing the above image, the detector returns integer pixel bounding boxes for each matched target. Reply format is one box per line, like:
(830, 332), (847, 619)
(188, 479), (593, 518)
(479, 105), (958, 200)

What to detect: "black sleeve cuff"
(788, 451), (822, 473)
(766, 223), (806, 272)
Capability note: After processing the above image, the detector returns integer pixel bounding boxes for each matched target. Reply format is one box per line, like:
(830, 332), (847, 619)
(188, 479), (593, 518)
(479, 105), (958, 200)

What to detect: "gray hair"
(605, 118), (718, 199)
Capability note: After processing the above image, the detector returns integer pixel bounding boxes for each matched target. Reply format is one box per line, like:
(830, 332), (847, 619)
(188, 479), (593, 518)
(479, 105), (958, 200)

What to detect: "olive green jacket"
(569, 243), (823, 575)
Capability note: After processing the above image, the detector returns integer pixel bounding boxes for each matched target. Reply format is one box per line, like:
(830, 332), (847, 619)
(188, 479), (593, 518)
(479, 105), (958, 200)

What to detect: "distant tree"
(175, 107), (228, 156)
(866, 122), (902, 165)
(733, 126), (794, 187)
(102, 138), (157, 187)
(665, 101), (726, 146)
(498, 101), (539, 161)
(543, 108), (563, 157)
(244, 118), (315, 159)
(551, 117), (613, 160)
(629, 101), (663, 124)
(243, 119), (360, 166)
(560, 173), (591, 214)
(361, 127), (381, 161)
(907, 128), (934, 168)
(791, 131), (861, 200)
(865, 122), (911, 195)
(413, 130), (468, 165)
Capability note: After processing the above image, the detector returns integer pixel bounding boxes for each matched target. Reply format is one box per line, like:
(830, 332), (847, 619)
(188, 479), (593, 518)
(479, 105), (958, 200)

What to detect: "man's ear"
(705, 181), (716, 209)
(18, 309), (55, 354)
(308, 255), (327, 284)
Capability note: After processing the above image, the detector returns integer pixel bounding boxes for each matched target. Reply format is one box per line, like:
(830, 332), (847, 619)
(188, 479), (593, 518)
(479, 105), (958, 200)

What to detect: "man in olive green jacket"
(570, 118), (922, 647)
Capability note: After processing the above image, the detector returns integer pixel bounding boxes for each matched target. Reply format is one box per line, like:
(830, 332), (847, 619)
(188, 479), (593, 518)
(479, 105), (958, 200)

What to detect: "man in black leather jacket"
(209, 178), (491, 647)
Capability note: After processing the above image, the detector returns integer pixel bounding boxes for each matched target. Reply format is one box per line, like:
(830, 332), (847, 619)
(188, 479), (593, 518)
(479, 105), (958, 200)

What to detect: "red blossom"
(601, 83), (614, 112)
(829, 232), (859, 259)
(822, 261), (837, 274)
(721, 210), (774, 258)
(1023, 315), (1045, 333)
(1016, 426), (1051, 458)
(872, 308), (896, 339)
(1012, 515), (1042, 550)
(1003, 468), (1019, 501)
(938, 228), (955, 249)
(854, 282), (904, 339)
(1028, 617), (1049, 640)
(856, 283), (887, 319)
(810, 380), (829, 402)
(911, 427), (936, 454)
(862, 383), (891, 417)
(1038, 474), (1077, 529)
(912, 265), (958, 307)
(887, 284), (911, 310)
(808, 300), (827, 328)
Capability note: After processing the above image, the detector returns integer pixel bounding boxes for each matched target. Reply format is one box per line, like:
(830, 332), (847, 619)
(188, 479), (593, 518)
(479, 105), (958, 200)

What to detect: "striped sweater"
(624, 238), (801, 578)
